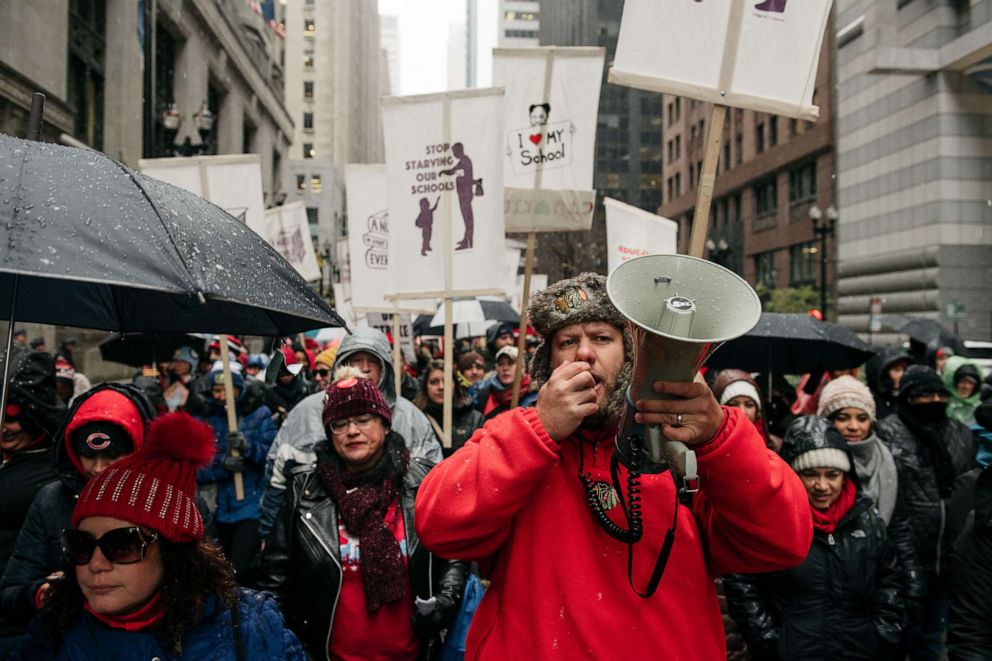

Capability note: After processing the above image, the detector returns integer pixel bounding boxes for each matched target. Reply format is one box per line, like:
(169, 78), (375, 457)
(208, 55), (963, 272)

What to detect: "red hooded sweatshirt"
(415, 406), (811, 660)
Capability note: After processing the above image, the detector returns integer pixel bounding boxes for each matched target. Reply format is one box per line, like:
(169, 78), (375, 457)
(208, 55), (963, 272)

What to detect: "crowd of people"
(0, 277), (989, 659)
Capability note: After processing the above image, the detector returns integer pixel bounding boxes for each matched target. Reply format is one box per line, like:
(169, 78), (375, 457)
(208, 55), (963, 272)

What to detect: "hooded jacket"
(0, 385), (154, 633)
(865, 349), (911, 422)
(943, 355), (983, 425)
(724, 416), (904, 660)
(415, 407), (812, 659)
(258, 331), (443, 538)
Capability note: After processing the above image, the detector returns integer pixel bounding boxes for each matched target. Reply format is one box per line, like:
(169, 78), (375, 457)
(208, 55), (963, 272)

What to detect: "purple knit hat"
(322, 377), (392, 430)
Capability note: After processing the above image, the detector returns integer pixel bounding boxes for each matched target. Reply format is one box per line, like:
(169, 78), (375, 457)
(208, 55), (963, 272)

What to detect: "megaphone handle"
(646, 425), (700, 493)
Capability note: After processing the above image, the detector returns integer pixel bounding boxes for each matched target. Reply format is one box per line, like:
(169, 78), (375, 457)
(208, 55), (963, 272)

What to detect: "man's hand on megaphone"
(536, 360), (600, 442)
(634, 380), (724, 447)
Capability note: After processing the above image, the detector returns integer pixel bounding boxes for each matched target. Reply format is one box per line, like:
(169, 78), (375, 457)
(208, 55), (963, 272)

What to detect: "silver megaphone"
(606, 254), (762, 479)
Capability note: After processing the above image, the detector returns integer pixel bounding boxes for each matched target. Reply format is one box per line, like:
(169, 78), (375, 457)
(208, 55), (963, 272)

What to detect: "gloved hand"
(227, 430), (248, 452)
(223, 452), (245, 473)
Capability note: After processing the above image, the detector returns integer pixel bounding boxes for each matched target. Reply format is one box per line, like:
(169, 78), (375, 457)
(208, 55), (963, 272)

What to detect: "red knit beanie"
(322, 376), (392, 431)
(71, 412), (215, 542)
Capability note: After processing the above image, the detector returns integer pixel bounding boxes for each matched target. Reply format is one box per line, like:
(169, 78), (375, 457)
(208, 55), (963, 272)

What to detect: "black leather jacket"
(256, 446), (467, 660)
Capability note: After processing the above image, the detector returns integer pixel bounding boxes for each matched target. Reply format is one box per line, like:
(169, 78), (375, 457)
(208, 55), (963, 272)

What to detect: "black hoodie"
(865, 349), (911, 421)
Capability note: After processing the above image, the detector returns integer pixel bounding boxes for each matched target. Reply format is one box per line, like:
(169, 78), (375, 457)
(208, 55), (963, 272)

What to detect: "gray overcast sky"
(379, 0), (496, 95)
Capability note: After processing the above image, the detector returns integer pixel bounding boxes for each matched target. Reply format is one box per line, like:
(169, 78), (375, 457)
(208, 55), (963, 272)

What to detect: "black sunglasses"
(61, 527), (159, 565)
(314, 368), (331, 377)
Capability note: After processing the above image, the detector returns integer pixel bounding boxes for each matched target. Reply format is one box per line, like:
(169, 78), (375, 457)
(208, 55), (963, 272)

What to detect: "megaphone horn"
(606, 254), (762, 475)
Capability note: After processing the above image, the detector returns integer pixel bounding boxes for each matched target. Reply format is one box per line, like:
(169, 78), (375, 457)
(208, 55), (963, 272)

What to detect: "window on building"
(667, 140), (673, 164)
(311, 175), (322, 193)
(68, 0), (107, 150)
(667, 177), (673, 201)
(755, 251), (776, 288)
(642, 158), (662, 174)
(730, 192), (742, 224)
(303, 112), (314, 130)
(640, 189), (662, 211)
(296, 174), (306, 191)
(789, 161), (817, 203)
(242, 118), (256, 154)
(689, 166), (695, 190)
(690, 125), (697, 145)
(756, 121), (765, 153)
(304, 81), (314, 100)
(674, 173), (682, 198)
(505, 29), (539, 38)
(303, 50), (314, 68)
(723, 141), (731, 172)
(674, 97), (681, 121)
(754, 178), (777, 216)
(674, 135), (681, 160)
(303, 143), (314, 159)
(769, 117), (778, 147)
(668, 102), (675, 126)
(698, 119), (705, 141)
(734, 133), (743, 165)
(306, 207), (319, 237)
(789, 242), (818, 286)
(304, 19), (316, 36)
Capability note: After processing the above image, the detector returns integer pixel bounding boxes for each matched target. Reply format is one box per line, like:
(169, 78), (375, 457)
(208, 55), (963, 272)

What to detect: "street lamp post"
(705, 237), (732, 270)
(161, 102), (215, 157)
(809, 205), (837, 319)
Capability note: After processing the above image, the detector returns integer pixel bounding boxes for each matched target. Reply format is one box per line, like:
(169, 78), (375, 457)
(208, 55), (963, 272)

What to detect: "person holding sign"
(414, 273), (811, 658)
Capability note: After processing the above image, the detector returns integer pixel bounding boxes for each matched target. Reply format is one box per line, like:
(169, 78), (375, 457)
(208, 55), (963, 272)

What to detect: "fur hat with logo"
(71, 412), (215, 542)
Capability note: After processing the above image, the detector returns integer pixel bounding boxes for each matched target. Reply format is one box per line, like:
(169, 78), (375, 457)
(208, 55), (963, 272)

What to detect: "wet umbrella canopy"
(707, 312), (875, 374)
(0, 133), (346, 335)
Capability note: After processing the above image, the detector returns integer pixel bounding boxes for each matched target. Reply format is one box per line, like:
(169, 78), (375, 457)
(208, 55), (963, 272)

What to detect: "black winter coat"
(256, 442), (467, 660)
(877, 412), (976, 580)
(422, 402), (484, 457)
(724, 495), (904, 660)
(947, 466), (992, 660)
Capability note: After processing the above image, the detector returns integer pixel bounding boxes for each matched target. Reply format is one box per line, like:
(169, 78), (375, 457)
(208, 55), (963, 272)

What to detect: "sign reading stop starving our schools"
(381, 89), (507, 298)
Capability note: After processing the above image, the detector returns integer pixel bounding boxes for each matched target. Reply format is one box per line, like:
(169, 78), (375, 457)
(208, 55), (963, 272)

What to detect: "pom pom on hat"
(71, 412), (215, 542)
(322, 373), (392, 431)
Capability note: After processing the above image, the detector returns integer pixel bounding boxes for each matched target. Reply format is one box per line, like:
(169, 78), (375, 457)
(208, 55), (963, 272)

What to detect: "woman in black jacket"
(413, 360), (484, 457)
(725, 416), (904, 660)
(257, 373), (467, 660)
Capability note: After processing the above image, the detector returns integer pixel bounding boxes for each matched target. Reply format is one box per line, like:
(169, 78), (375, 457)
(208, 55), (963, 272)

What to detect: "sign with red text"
(609, 0), (832, 121)
(493, 47), (604, 231)
(381, 89), (507, 297)
(605, 198), (678, 275)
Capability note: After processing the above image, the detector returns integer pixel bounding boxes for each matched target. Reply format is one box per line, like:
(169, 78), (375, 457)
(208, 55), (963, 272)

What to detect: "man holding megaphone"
(415, 271), (812, 659)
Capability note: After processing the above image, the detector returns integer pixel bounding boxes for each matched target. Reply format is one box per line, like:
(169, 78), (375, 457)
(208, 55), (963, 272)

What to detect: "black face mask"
(910, 401), (948, 426)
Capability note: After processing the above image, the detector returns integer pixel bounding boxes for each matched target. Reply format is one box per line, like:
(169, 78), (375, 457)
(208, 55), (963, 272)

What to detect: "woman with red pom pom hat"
(9, 412), (306, 660)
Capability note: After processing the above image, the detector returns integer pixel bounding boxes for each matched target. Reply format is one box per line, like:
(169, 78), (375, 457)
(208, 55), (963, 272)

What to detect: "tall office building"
(834, 1), (992, 341)
(283, 0), (385, 265)
(449, 21), (469, 90)
(380, 14), (400, 95)
(499, 0), (540, 47)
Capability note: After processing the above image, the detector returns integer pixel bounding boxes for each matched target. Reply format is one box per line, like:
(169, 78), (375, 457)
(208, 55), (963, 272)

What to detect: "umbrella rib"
(110, 161), (200, 293)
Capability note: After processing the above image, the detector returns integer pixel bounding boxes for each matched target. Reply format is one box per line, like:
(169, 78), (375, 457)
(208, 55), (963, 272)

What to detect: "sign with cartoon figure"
(609, 0), (831, 120)
(493, 47), (605, 232)
(382, 89), (507, 297)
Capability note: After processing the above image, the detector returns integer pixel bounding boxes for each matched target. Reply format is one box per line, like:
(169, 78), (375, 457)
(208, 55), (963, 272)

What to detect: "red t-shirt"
(329, 500), (419, 661)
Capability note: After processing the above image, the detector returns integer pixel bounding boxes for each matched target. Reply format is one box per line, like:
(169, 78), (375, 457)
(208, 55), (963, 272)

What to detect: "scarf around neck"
(846, 432), (898, 524)
(84, 592), (164, 632)
(316, 434), (409, 612)
(809, 478), (857, 535)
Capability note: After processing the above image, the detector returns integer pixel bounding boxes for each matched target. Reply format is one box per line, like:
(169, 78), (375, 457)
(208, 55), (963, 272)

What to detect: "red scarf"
(485, 374), (532, 415)
(808, 479), (856, 534)
(84, 592), (164, 632)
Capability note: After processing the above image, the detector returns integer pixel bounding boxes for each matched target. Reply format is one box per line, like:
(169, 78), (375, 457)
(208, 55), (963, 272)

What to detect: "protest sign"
(605, 198), (678, 275)
(609, 0), (832, 121)
(381, 88), (507, 299)
(261, 202), (321, 282)
(493, 47), (604, 232)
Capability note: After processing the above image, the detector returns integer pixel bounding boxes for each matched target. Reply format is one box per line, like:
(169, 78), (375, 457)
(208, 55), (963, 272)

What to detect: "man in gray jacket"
(258, 329), (443, 536)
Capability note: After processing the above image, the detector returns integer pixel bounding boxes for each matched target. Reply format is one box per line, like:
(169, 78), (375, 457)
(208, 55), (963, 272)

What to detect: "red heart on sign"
(529, 133), (542, 145)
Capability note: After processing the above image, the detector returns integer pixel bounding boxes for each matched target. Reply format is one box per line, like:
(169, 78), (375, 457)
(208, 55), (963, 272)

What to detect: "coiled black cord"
(578, 434), (644, 544)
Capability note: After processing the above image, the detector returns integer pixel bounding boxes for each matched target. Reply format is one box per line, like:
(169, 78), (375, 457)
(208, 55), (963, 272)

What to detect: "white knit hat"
(718, 380), (762, 412)
(791, 447), (851, 473)
(817, 375), (876, 422)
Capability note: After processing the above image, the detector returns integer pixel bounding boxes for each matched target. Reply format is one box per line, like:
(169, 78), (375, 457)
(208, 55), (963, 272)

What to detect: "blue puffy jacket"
(10, 589), (305, 660)
(197, 394), (277, 525)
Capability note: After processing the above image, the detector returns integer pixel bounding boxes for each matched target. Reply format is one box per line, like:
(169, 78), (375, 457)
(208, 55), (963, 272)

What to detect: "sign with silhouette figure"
(381, 88), (507, 298)
(493, 47), (604, 232)
(345, 164), (435, 311)
(609, 0), (832, 120)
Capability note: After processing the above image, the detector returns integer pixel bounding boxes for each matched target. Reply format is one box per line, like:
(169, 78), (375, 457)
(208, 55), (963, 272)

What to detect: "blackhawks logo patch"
(553, 286), (589, 313)
(591, 481), (619, 511)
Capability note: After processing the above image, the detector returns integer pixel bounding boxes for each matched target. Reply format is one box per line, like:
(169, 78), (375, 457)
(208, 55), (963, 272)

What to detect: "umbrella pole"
(0, 276), (20, 431)
(511, 232), (536, 407)
(218, 338), (245, 501)
(687, 104), (727, 258)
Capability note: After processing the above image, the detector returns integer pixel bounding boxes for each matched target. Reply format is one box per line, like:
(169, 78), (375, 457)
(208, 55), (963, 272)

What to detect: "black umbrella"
(0, 132), (346, 336)
(879, 314), (964, 354)
(706, 313), (876, 374)
(422, 296), (519, 336)
(99, 332), (208, 368)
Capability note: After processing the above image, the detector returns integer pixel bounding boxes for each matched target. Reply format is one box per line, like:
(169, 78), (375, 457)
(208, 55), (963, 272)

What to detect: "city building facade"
(499, 0), (540, 47)
(834, 0), (992, 342)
